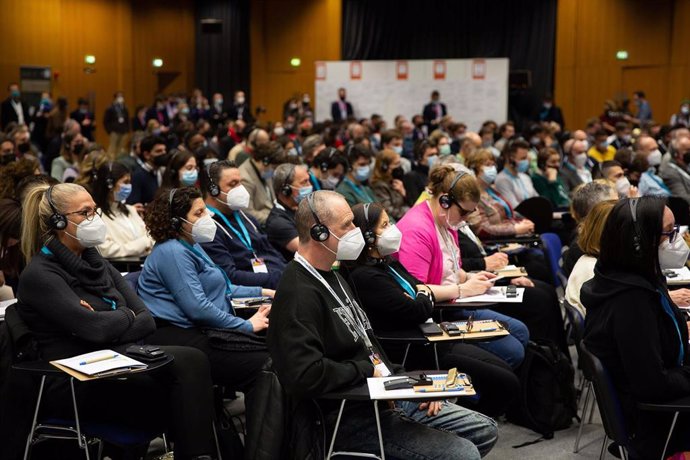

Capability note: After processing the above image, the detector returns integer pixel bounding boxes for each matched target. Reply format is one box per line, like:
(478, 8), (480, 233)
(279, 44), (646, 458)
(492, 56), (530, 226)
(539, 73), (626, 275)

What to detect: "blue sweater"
(137, 239), (260, 331)
(201, 208), (286, 289)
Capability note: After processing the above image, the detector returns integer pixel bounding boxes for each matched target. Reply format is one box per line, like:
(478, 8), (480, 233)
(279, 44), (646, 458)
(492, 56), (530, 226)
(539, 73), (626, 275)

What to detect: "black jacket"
(581, 264), (690, 440)
(103, 103), (130, 134)
(0, 98), (29, 130)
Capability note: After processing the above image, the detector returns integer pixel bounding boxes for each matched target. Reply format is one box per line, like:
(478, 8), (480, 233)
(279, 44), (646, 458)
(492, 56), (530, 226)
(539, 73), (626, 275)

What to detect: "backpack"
(507, 339), (578, 439)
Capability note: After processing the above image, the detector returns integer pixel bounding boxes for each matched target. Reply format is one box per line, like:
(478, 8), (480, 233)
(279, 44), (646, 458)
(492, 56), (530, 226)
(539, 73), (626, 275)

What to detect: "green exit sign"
(616, 50), (629, 60)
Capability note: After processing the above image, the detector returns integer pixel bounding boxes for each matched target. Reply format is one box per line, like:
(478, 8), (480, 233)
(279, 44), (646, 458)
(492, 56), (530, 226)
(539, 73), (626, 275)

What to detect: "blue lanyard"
(387, 265), (416, 298)
(344, 178), (374, 203)
(41, 246), (53, 255)
(486, 188), (513, 219)
(178, 239), (235, 296)
(645, 171), (670, 193)
(659, 290), (685, 366)
(309, 171), (322, 191)
(207, 205), (254, 252)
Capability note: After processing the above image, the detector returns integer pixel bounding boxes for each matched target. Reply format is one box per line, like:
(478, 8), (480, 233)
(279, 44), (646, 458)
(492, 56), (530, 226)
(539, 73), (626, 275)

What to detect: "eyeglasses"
(454, 202), (476, 217)
(661, 225), (680, 244)
(64, 207), (102, 221)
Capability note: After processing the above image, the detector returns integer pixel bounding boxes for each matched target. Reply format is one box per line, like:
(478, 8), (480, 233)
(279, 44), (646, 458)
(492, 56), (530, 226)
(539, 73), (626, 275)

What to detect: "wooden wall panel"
(250, 0), (341, 123)
(555, 0), (690, 130)
(0, 0), (195, 146)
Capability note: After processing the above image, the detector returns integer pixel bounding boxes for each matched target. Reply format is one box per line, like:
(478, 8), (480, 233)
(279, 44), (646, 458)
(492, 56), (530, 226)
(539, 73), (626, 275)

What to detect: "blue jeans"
(328, 400), (498, 459)
(444, 308), (528, 369)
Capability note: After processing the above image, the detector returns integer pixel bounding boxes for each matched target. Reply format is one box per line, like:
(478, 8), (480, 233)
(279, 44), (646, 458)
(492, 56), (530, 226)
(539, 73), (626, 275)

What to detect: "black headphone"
(439, 171), (469, 209)
(261, 155), (271, 167)
(281, 164), (296, 197)
(629, 198), (641, 255)
(90, 155), (99, 183)
(206, 163), (220, 197)
(169, 188), (181, 230)
(380, 156), (390, 172)
(106, 161), (114, 189)
(46, 185), (68, 230)
(307, 192), (330, 242)
(362, 202), (377, 246)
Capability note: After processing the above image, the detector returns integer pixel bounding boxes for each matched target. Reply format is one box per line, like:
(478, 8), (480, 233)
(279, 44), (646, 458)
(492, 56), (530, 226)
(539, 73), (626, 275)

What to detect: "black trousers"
(390, 342), (519, 417)
(145, 325), (269, 392)
(41, 346), (215, 460)
(491, 279), (569, 354)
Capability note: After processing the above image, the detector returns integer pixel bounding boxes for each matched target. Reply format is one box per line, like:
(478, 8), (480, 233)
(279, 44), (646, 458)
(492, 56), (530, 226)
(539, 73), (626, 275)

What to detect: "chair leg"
(212, 421), (223, 460)
(588, 382), (597, 423)
(599, 434), (608, 460)
(327, 400), (347, 459)
(162, 433), (169, 453)
(433, 344), (440, 370)
(373, 401), (386, 460)
(620, 445), (628, 460)
(401, 344), (411, 368)
(660, 411), (679, 460)
(574, 383), (592, 453)
(70, 378), (90, 460)
(24, 375), (46, 460)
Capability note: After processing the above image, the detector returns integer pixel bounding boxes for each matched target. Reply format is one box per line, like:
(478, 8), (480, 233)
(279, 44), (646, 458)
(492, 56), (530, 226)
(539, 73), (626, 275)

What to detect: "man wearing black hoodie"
(268, 190), (497, 459)
(581, 197), (690, 459)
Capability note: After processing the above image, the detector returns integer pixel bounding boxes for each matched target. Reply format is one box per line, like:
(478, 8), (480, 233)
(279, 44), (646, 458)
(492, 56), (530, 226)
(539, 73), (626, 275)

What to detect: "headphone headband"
(362, 202), (376, 246)
(169, 188), (182, 230)
(307, 192), (330, 242)
(629, 198), (641, 255)
(281, 164), (297, 197)
(46, 185), (68, 230)
(439, 170), (469, 209)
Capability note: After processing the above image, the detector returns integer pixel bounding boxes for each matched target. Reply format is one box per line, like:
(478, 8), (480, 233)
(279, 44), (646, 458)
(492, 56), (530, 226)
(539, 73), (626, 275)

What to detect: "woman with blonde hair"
(371, 149), (409, 221)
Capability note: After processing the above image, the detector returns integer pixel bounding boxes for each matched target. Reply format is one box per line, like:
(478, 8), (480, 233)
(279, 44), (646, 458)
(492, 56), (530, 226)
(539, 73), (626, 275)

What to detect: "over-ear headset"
(307, 192), (330, 242)
(261, 155), (271, 167)
(106, 161), (114, 189)
(169, 188), (181, 231)
(380, 156), (390, 173)
(90, 155), (99, 182)
(319, 148), (338, 173)
(439, 171), (469, 209)
(281, 164), (296, 197)
(206, 163), (220, 197)
(629, 198), (641, 256)
(46, 185), (68, 230)
(362, 202), (376, 246)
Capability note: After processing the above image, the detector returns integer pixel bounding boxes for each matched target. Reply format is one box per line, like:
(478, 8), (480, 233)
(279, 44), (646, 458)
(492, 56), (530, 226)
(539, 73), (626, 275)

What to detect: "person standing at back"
(330, 87), (354, 123)
(103, 91), (130, 159)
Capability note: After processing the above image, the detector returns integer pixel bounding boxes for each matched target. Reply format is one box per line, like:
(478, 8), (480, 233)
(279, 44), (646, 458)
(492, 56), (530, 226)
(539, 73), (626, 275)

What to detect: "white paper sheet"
(455, 287), (524, 303)
(54, 350), (146, 377)
(367, 375), (469, 400)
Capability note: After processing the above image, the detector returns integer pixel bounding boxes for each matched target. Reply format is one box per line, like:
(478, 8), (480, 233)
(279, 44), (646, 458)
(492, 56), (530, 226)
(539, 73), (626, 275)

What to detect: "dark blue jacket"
(201, 209), (286, 289)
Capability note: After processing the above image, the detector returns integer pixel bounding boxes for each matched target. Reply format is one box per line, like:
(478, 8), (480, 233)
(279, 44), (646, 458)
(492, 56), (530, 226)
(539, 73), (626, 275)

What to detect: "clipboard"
(423, 320), (509, 342)
(494, 265), (528, 278)
(50, 361), (150, 382)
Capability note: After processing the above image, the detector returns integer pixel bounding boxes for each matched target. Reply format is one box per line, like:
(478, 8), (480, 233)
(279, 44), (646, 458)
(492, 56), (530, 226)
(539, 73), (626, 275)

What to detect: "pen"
(80, 354), (118, 366)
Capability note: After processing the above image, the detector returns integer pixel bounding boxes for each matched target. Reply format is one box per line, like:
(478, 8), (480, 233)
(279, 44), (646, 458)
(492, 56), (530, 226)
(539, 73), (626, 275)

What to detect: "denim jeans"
(444, 308), (529, 369)
(327, 400), (498, 459)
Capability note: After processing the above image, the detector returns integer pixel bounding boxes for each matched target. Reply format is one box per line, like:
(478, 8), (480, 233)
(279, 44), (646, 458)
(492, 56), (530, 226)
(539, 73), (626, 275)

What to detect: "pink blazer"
(395, 201), (460, 285)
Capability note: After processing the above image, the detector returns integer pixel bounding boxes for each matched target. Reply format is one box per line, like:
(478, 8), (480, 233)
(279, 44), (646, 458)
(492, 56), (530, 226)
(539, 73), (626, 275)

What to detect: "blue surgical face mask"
(427, 155), (439, 170)
(114, 183), (132, 202)
(294, 185), (313, 203)
(180, 169), (198, 186)
(392, 146), (403, 155)
(481, 165), (498, 184)
(439, 144), (451, 156)
(354, 165), (371, 182)
(516, 158), (530, 173)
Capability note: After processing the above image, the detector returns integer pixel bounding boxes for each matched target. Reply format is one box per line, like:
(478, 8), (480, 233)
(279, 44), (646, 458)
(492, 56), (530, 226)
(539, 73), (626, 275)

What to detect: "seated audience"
(494, 140), (538, 208)
(239, 140), (284, 225)
(138, 186), (271, 391)
(346, 202), (519, 416)
(560, 139), (592, 194)
(582, 197), (690, 459)
(50, 132), (85, 181)
(126, 135), (169, 208)
(635, 135), (670, 197)
(659, 135), (690, 204)
(336, 143), (376, 206)
(403, 139), (438, 204)
(265, 163), (311, 260)
(600, 160), (636, 198)
(14, 183), (216, 459)
(371, 149), (410, 221)
(531, 147), (570, 209)
(201, 160), (287, 289)
(161, 149), (199, 189)
(268, 190), (498, 459)
(92, 161), (154, 258)
(396, 165), (528, 368)
(587, 129), (616, 164)
(309, 146), (347, 190)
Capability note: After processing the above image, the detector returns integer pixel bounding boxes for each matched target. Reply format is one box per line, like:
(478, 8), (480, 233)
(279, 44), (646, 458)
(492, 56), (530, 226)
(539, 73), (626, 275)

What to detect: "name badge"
(251, 257), (268, 273)
(118, 117), (125, 124)
(370, 352), (392, 377)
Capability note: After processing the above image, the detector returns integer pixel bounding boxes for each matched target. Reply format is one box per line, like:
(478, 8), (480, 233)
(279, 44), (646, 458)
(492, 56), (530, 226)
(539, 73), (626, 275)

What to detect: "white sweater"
(564, 255), (596, 318)
(98, 203), (154, 259)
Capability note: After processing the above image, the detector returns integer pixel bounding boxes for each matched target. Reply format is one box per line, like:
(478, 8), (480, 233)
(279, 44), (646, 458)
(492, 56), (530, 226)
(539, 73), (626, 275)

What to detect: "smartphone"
(506, 285), (518, 298)
(440, 321), (462, 336)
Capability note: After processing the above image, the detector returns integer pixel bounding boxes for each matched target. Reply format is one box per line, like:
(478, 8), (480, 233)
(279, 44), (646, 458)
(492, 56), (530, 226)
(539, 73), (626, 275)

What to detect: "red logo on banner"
(396, 60), (408, 80)
(315, 62), (326, 80)
(433, 60), (446, 80)
(350, 61), (362, 80)
(472, 59), (486, 80)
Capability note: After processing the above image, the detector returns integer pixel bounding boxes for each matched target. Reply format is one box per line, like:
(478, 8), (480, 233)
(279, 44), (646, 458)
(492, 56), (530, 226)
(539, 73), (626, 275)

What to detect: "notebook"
(51, 350), (147, 381)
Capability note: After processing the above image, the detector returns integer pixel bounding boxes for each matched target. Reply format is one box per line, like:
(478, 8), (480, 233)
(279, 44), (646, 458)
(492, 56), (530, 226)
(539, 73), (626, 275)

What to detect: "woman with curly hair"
(137, 186), (272, 391)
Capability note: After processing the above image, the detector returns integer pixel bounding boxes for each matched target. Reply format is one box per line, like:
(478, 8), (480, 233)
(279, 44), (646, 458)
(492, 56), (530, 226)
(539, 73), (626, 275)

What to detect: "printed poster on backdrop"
(433, 60), (446, 80)
(315, 62), (326, 80)
(396, 60), (408, 80)
(350, 61), (362, 80)
(472, 59), (486, 80)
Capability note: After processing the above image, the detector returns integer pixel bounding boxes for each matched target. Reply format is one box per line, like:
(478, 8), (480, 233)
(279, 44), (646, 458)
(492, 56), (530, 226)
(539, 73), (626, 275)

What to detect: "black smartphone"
(440, 321), (462, 336)
(506, 285), (518, 298)
(419, 322), (443, 336)
(126, 345), (167, 362)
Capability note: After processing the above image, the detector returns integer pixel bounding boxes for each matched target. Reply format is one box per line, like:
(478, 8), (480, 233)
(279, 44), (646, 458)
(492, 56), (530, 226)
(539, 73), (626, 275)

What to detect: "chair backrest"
(563, 299), (585, 344)
(540, 232), (563, 286)
(515, 196), (553, 233)
(578, 342), (630, 448)
(667, 196), (690, 226)
(123, 271), (142, 292)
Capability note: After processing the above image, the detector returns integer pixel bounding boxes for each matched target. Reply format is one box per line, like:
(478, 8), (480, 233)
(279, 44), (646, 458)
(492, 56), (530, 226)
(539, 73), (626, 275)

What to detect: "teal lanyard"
(344, 178), (374, 203)
(486, 187), (513, 219)
(387, 265), (416, 298)
(207, 206), (254, 252)
(309, 171), (322, 191)
(659, 290), (685, 366)
(646, 171), (671, 193)
(178, 239), (235, 297)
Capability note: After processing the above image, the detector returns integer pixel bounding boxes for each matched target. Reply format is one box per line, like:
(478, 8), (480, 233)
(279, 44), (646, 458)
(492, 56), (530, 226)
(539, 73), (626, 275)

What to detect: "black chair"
(667, 196), (690, 226)
(515, 196), (554, 234)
